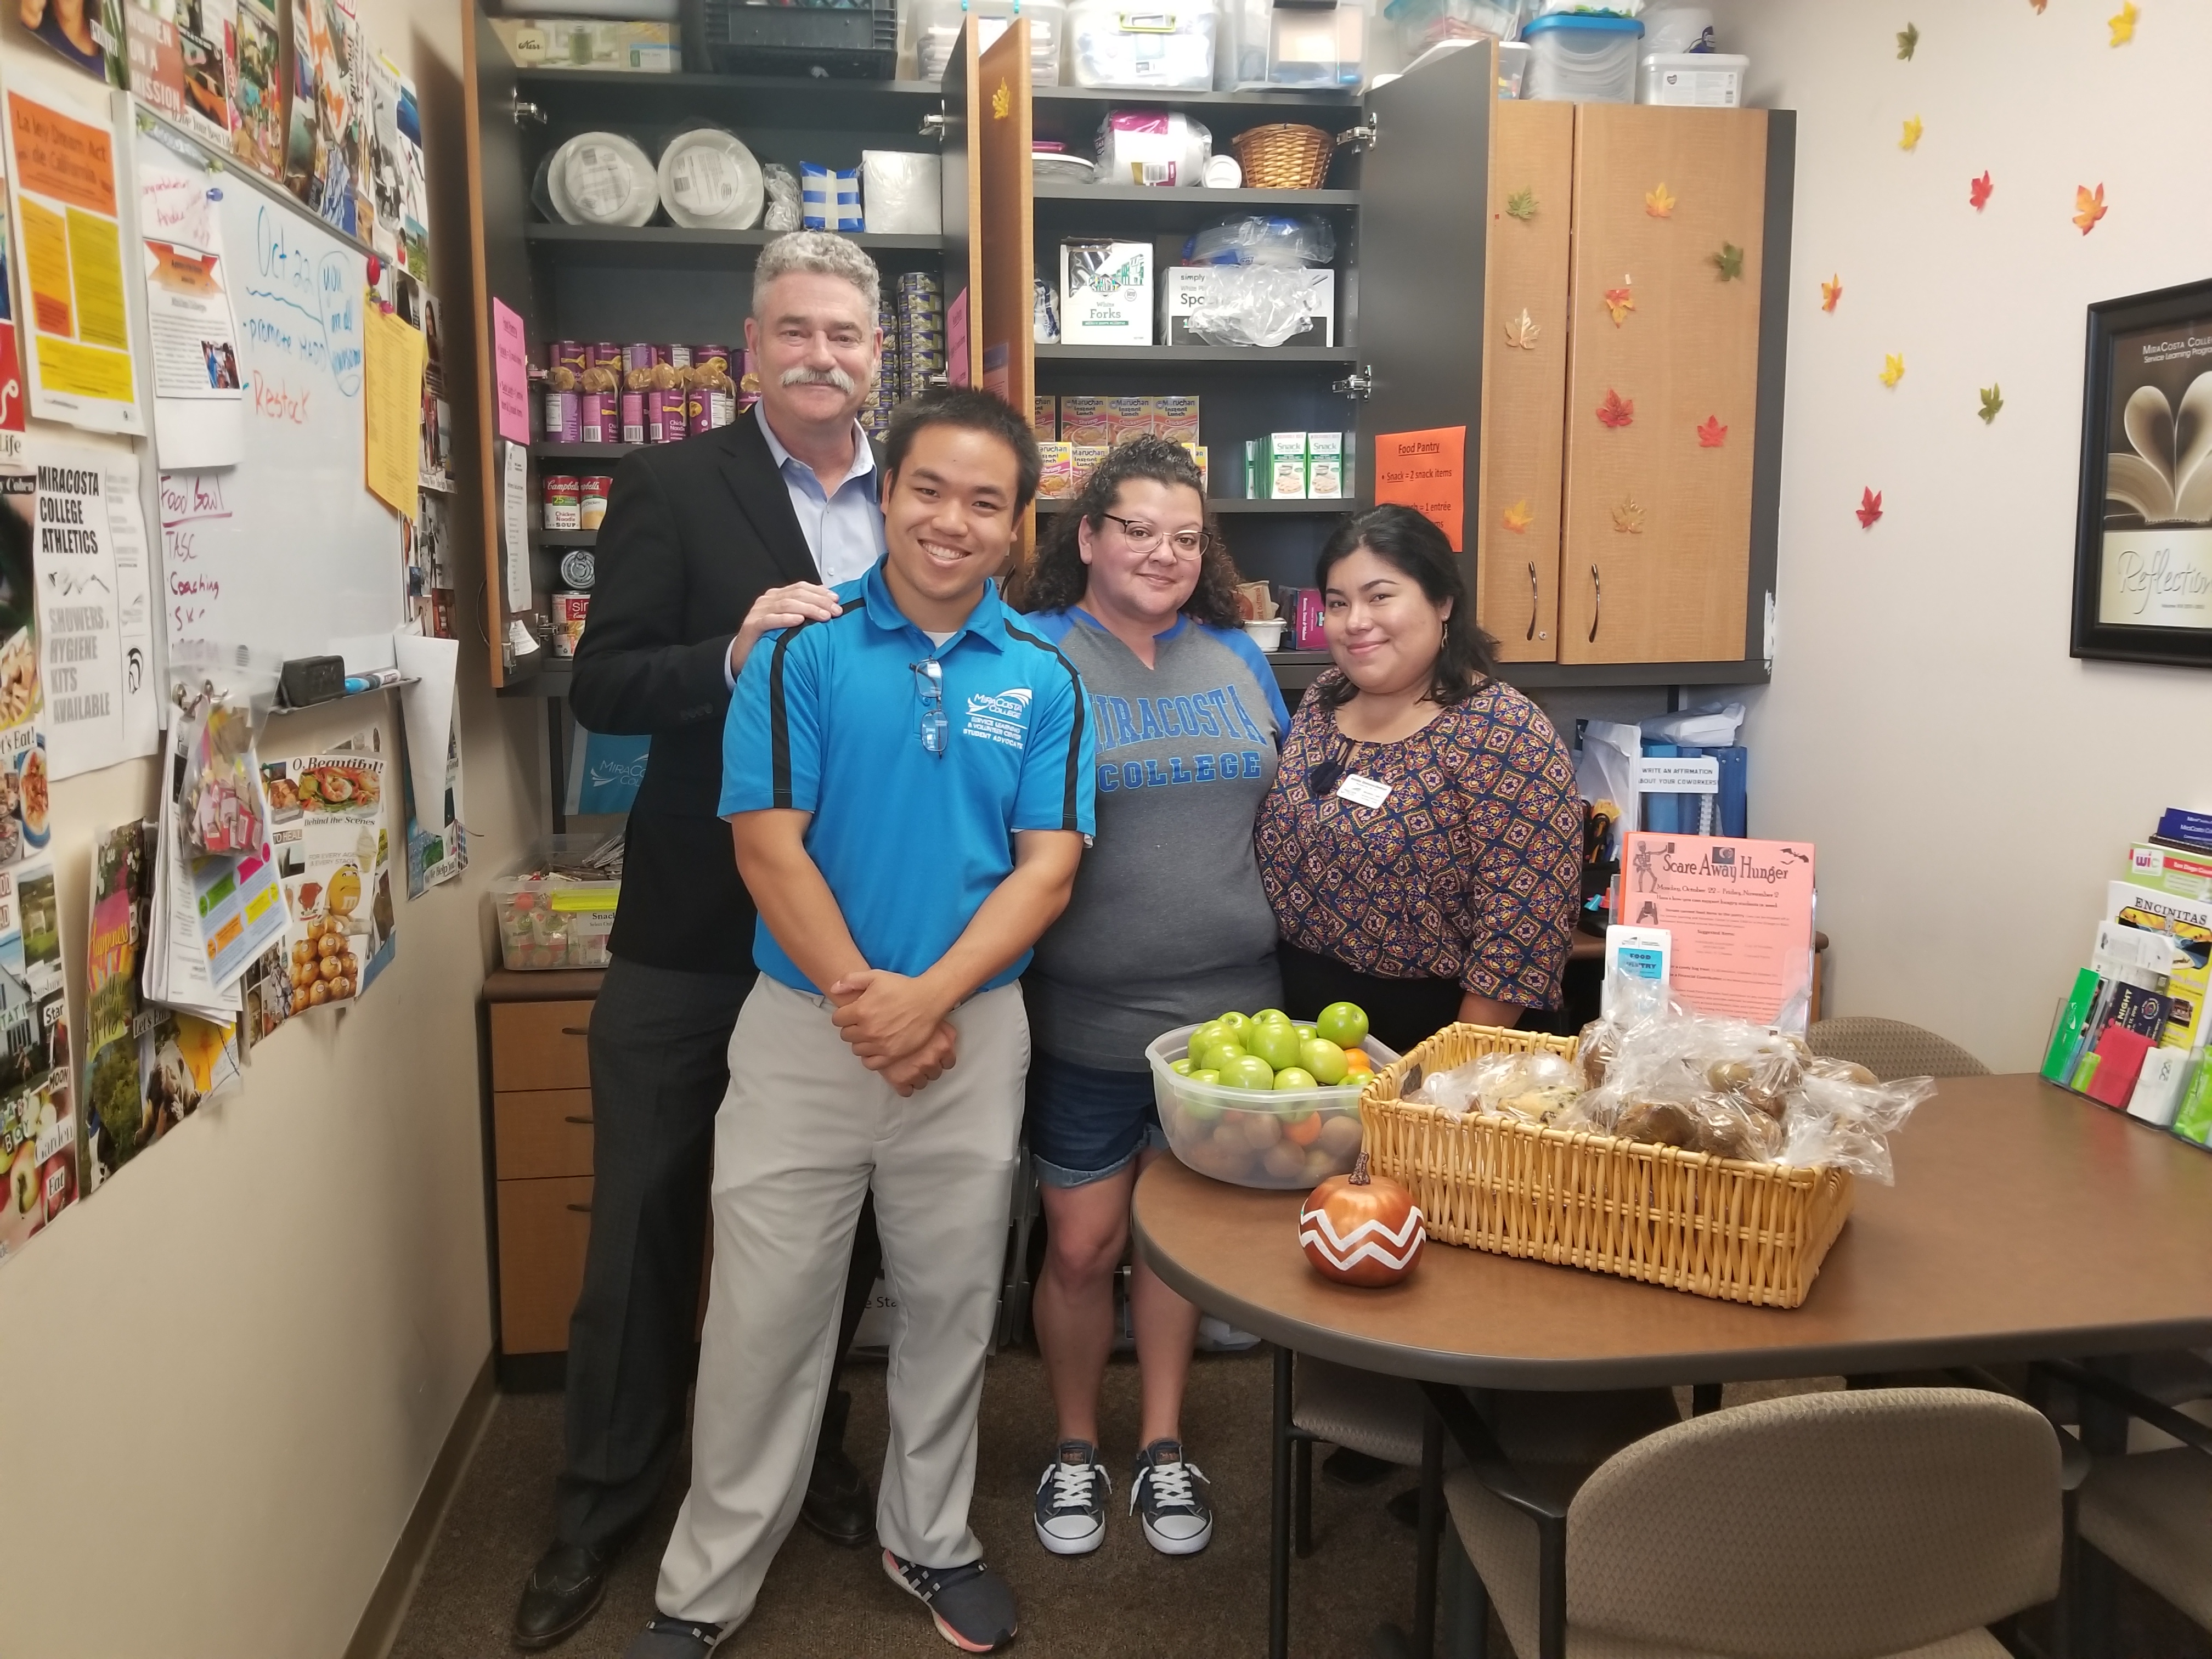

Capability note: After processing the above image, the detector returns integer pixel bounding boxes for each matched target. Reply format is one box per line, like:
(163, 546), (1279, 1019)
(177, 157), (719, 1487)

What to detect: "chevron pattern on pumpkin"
(1298, 1205), (1427, 1273)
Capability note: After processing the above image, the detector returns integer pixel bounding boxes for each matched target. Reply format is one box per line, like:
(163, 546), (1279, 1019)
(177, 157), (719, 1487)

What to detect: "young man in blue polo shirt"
(627, 389), (1094, 1659)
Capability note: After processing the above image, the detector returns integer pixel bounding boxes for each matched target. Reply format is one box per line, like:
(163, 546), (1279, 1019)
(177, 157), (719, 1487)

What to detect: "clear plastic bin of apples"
(1146, 1003), (1398, 1190)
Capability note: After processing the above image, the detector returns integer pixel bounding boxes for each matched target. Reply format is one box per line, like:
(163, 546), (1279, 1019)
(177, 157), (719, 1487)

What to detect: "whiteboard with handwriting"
(154, 131), (401, 678)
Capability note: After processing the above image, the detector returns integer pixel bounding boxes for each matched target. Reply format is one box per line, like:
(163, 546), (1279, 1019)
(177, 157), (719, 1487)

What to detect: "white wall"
(0, 0), (546, 1652)
(1704, 0), (2212, 1069)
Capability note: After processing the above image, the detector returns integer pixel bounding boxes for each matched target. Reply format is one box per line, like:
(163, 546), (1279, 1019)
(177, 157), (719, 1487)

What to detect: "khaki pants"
(656, 975), (1030, 1627)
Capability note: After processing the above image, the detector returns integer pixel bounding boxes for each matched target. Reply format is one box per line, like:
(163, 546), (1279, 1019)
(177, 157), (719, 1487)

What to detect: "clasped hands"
(828, 969), (956, 1097)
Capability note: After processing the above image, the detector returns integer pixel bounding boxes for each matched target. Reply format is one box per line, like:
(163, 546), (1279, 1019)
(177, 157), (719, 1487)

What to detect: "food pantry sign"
(33, 444), (157, 778)
(1372, 426), (1466, 551)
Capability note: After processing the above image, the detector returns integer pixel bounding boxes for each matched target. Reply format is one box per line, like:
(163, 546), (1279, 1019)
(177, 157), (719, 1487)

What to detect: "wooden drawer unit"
(496, 1175), (595, 1355)
(494, 1088), (595, 1180)
(489, 998), (592, 1092)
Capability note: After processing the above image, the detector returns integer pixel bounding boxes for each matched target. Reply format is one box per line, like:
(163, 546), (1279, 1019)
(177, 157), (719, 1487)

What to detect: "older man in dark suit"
(514, 232), (890, 1650)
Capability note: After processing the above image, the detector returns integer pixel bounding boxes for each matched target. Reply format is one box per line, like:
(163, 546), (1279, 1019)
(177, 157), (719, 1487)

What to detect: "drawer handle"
(564, 1114), (595, 1125)
(566, 1202), (593, 1214)
(1587, 564), (1601, 644)
(560, 1026), (589, 1037)
(1526, 561), (1538, 642)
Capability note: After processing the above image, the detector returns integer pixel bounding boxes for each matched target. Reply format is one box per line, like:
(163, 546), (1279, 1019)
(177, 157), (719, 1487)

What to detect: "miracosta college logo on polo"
(962, 686), (1032, 749)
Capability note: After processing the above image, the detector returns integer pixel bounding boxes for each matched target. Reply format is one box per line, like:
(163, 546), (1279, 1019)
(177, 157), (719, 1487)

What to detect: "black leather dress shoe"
(799, 1389), (874, 1548)
(513, 1539), (613, 1650)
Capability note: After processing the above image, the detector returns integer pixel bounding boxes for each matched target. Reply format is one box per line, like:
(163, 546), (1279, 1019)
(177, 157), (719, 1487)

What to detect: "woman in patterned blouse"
(1254, 505), (1583, 1053)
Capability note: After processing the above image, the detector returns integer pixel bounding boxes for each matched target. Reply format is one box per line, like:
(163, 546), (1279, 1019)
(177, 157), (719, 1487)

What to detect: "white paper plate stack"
(540, 133), (659, 227)
(658, 128), (765, 230)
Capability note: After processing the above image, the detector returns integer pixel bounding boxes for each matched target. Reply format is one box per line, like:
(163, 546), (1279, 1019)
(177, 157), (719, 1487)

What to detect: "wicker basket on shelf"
(1359, 1023), (1855, 1310)
(1230, 123), (1338, 190)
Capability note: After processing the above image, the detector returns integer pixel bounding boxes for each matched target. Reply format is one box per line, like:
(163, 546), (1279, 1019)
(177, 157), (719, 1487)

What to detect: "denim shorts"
(1024, 1051), (1169, 1189)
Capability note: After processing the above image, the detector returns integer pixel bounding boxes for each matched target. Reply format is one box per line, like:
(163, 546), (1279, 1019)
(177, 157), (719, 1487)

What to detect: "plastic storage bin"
(493, 851), (621, 971)
(692, 0), (898, 78)
(1216, 0), (1363, 90)
(912, 0), (1066, 84)
(1638, 49), (1745, 106)
(1148, 1022), (1402, 1189)
(1068, 0), (1216, 91)
(1497, 37), (1528, 96)
(1383, 0), (1518, 61)
(1521, 12), (1641, 103)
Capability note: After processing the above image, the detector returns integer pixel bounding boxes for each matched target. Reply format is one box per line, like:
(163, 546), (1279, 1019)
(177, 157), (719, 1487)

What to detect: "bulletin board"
(146, 128), (403, 675)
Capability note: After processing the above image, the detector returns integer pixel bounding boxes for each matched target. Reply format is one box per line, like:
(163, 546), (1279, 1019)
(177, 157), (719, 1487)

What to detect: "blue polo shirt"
(721, 562), (1098, 995)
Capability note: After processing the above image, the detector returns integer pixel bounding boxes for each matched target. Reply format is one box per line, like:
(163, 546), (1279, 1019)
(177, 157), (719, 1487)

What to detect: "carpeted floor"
(388, 1354), (2212, 1659)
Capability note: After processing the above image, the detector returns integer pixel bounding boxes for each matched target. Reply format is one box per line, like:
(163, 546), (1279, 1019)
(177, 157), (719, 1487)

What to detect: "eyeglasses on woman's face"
(1099, 513), (1216, 562)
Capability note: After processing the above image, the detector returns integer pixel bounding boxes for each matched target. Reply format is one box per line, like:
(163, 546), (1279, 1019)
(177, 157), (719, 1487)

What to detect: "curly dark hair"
(1311, 505), (1499, 710)
(1013, 436), (1243, 627)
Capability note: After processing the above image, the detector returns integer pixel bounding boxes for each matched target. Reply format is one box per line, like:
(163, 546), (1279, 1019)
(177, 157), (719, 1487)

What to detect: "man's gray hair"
(750, 231), (882, 319)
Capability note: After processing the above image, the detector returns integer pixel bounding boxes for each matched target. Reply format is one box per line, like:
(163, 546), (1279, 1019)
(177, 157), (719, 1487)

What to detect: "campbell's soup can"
(620, 390), (646, 444)
(541, 474), (581, 531)
(579, 475), (611, 529)
(551, 339), (587, 376)
(580, 390), (616, 444)
(621, 342), (659, 375)
(543, 388), (580, 442)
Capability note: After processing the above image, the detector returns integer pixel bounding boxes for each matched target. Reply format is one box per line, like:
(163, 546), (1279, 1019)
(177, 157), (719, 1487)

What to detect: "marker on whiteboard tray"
(343, 667), (404, 694)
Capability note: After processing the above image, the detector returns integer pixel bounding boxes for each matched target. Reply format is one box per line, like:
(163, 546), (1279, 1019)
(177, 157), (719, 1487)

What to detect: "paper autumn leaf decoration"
(2075, 183), (2108, 235)
(1900, 115), (1924, 151)
(1602, 284), (1635, 326)
(1970, 171), (1993, 210)
(1597, 390), (1634, 428)
(1697, 415), (1728, 448)
(991, 78), (1012, 120)
(1612, 499), (1646, 534)
(1978, 384), (2004, 424)
(2110, 2), (2138, 45)
(1880, 353), (1906, 388)
(1503, 308), (1541, 349)
(1821, 275), (1843, 312)
(1645, 182), (1676, 218)
(1711, 243), (1745, 282)
(1502, 500), (1534, 533)
(1505, 188), (1538, 222)
(1857, 487), (1884, 528)
(1897, 21), (1919, 58)
(2030, 0), (2046, 10)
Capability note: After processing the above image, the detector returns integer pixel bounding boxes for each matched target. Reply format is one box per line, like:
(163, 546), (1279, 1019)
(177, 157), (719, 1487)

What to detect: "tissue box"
(1060, 241), (1154, 346)
(1161, 267), (1335, 347)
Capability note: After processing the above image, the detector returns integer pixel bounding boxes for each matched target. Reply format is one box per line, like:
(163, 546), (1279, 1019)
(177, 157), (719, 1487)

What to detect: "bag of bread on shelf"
(1554, 986), (1933, 1182)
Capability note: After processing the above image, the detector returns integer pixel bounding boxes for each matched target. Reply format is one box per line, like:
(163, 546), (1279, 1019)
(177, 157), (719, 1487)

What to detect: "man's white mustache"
(781, 366), (859, 394)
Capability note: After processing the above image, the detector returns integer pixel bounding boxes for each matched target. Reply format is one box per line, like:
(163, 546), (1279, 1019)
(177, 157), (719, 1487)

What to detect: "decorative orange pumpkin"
(1299, 1152), (1425, 1286)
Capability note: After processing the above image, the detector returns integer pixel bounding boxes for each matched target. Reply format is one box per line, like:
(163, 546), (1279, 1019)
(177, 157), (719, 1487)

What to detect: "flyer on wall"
(0, 467), (42, 865)
(20, 0), (115, 82)
(31, 441), (158, 779)
(82, 821), (146, 1189)
(1620, 832), (1818, 1030)
(136, 142), (244, 470)
(266, 727), (396, 1011)
(0, 859), (75, 1266)
(3, 75), (144, 435)
(0, 202), (27, 462)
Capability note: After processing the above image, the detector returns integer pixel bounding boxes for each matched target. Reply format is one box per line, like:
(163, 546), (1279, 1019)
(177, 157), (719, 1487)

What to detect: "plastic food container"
(1216, 0), (1363, 90)
(1383, 0), (1518, 60)
(1497, 38), (1529, 97)
(1638, 50), (1746, 106)
(494, 865), (620, 970)
(1521, 13), (1643, 103)
(1148, 1022), (1403, 1189)
(1068, 0), (1216, 91)
(911, 0), (1067, 83)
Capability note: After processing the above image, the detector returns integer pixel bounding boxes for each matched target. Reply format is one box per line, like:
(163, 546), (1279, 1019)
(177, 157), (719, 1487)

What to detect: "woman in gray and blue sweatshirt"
(1017, 437), (1289, 1564)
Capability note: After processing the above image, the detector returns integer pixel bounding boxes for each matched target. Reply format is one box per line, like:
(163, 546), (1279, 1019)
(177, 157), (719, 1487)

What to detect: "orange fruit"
(1283, 1112), (1323, 1146)
(1342, 1048), (1373, 1074)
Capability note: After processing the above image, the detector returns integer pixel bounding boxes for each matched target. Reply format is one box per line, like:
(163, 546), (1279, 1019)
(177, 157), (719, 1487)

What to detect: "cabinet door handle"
(560, 1026), (589, 1037)
(1588, 565), (1602, 644)
(563, 1114), (595, 1125)
(1526, 562), (1538, 641)
(566, 1202), (593, 1214)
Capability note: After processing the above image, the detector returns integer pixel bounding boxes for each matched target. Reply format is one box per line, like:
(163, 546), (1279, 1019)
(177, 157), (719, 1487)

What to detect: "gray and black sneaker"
(619, 1615), (731, 1658)
(1033, 1439), (1112, 1555)
(882, 1549), (1020, 1652)
(1130, 1438), (1213, 1556)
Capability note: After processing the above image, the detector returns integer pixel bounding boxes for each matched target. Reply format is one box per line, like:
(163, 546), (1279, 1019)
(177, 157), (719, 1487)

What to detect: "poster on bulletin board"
(1372, 425), (1465, 551)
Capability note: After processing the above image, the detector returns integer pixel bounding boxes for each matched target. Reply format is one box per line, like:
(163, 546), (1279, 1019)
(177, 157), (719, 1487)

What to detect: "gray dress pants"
(556, 956), (883, 1550)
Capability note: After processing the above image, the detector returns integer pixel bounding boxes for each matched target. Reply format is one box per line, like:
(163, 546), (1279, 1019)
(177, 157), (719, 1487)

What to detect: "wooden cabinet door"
(1476, 100), (1575, 661)
(975, 21), (1035, 561)
(940, 21), (985, 390)
(498, 1176), (594, 1353)
(1558, 107), (1768, 664)
(488, 999), (593, 1093)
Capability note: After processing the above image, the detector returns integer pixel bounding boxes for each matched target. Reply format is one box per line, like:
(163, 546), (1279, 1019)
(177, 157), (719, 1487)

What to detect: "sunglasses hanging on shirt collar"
(910, 658), (948, 756)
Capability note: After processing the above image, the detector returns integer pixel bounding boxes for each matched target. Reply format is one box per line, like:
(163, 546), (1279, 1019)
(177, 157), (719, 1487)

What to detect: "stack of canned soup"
(539, 341), (743, 447)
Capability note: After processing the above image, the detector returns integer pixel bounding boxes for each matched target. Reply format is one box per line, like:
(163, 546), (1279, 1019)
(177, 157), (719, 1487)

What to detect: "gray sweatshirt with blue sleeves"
(1022, 608), (1288, 1070)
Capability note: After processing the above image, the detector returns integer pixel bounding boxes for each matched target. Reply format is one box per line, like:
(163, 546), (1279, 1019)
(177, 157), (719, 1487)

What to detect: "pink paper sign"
(1620, 833), (1817, 1026)
(493, 298), (529, 444)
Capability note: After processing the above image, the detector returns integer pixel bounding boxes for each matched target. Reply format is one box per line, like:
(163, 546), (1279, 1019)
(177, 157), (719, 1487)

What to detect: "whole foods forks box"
(1060, 241), (1153, 346)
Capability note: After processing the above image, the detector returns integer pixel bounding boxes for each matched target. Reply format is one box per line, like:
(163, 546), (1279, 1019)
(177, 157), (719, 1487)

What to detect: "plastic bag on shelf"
(761, 162), (801, 232)
(1182, 213), (1336, 268)
(1177, 266), (1331, 348)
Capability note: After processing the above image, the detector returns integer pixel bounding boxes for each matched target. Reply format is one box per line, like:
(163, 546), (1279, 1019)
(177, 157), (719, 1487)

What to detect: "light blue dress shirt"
(755, 402), (885, 587)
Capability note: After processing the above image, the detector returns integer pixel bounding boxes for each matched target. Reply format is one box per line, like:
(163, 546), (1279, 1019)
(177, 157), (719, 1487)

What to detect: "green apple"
(1189, 1069), (1221, 1087)
(1253, 1008), (1290, 1026)
(1219, 1053), (1276, 1090)
(1181, 1083), (1222, 1121)
(1294, 1023), (1317, 1042)
(1188, 1021), (1229, 1059)
(1201, 1039), (1248, 1074)
(1315, 1001), (1370, 1050)
(1170, 1058), (1194, 1076)
(1215, 1012), (1252, 1043)
(1246, 1020), (1303, 1071)
(1273, 1066), (1319, 1091)
(1299, 1037), (1350, 1085)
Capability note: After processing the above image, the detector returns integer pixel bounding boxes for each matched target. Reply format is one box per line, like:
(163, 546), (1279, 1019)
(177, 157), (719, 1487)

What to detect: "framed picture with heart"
(2074, 276), (2212, 667)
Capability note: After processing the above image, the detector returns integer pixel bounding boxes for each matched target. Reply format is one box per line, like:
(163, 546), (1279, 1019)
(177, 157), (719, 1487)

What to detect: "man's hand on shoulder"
(827, 968), (953, 1064)
(728, 582), (845, 680)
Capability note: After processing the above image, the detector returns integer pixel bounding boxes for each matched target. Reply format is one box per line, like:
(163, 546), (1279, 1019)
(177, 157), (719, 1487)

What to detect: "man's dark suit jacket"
(571, 413), (880, 975)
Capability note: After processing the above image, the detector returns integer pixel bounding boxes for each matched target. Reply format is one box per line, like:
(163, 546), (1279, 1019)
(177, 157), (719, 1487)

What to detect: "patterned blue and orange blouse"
(1254, 672), (1583, 1010)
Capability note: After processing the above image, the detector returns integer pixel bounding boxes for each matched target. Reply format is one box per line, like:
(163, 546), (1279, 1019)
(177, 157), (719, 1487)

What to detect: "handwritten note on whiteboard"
(1372, 426), (1466, 551)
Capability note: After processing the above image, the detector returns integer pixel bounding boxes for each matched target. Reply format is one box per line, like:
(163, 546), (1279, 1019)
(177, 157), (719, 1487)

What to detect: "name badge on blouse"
(1336, 773), (1391, 809)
